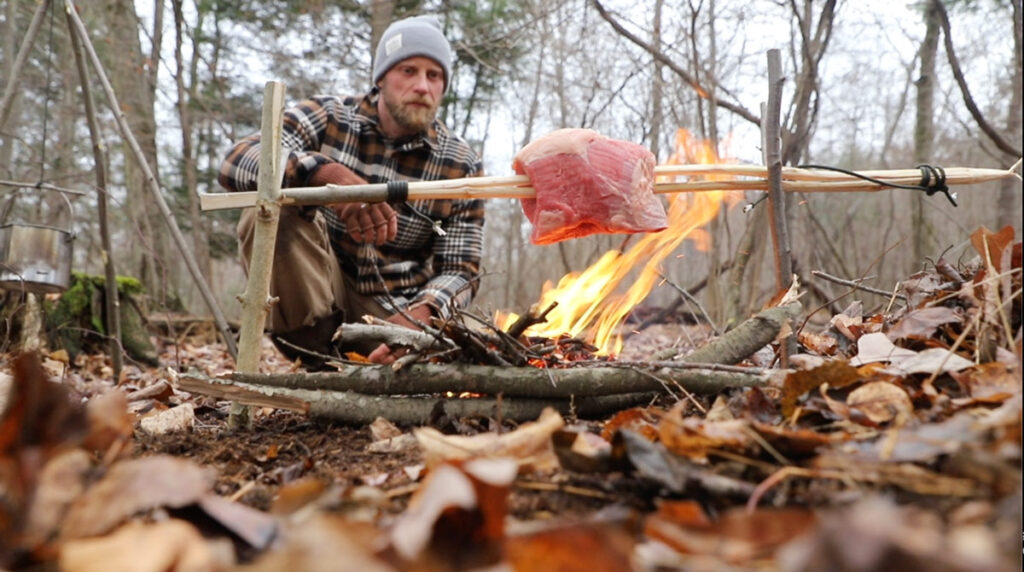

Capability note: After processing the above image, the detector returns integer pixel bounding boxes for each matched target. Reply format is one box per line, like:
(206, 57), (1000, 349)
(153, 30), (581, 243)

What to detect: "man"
(219, 15), (484, 367)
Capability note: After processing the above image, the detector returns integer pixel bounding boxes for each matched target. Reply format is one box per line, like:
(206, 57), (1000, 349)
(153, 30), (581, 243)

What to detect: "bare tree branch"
(936, 0), (1022, 158)
(590, 0), (760, 126)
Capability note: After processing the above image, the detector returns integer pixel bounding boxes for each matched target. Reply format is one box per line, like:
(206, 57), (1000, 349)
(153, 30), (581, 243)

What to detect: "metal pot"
(0, 190), (75, 294)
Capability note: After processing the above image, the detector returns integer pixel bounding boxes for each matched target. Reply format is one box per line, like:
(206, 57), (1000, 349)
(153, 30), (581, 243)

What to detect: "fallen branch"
(175, 372), (658, 424)
(674, 302), (802, 365)
(214, 361), (771, 399)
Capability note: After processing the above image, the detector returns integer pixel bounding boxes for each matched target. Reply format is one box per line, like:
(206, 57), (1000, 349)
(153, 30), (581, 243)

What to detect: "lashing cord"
(797, 163), (958, 206)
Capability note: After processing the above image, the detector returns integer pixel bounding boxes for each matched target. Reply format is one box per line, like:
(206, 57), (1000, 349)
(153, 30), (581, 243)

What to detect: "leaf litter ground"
(0, 226), (1021, 570)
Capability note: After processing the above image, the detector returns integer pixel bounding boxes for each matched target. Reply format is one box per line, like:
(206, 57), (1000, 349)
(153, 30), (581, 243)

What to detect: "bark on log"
(223, 362), (770, 399)
(679, 302), (801, 365)
(177, 372), (657, 424)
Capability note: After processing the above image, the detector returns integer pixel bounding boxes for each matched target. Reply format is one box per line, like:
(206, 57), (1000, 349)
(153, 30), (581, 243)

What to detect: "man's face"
(378, 56), (445, 137)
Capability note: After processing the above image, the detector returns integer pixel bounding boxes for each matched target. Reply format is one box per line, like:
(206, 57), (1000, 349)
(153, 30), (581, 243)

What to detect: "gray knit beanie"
(372, 15), (453, 92)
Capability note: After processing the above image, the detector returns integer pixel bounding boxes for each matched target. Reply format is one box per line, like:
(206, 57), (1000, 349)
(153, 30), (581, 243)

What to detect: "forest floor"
(1, 227), (1021, 570)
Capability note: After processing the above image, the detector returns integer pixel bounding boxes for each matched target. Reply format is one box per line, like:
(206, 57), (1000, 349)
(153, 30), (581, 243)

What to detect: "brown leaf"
(388, 458), (516, 568)
(414, 407), (564, 470)
(780, 360), (861, 419)
(601, 406), (661, 442)
(23, 450), (92, 549)
(61, 455), (214, 539)
(193, 493), (278, 551)
(846, 381), (914, 424)
(645, 506), (816, 564)
(888, 306), (962, 340)
(950, 362), (1021, 401)
(0, 352), (88, 457)
(82, 391), (133, 454)
(59, 520), (216, 572)
(505, 522), (635, 572)
(970, 225), (1015, 273)
(658, 416), (752, 462)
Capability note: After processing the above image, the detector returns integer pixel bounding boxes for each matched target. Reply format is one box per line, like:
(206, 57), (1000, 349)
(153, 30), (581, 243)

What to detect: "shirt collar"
(358, 88), (440, 150)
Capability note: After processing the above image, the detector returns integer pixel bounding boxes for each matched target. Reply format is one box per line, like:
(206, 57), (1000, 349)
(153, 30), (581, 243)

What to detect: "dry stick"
(656, 271), (720, 335)
(64, 1), (237, 359)
(0, 180), (87, 196)
(66, 10), (122, 382)
(215, 363), (769, 399)
(176, 372), (657, 424)
(811, 270), (909, 301)
(229, 81), (286, 429)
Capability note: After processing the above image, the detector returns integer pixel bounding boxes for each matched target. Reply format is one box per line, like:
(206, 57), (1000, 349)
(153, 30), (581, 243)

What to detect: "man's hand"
(309, 162), (398, 245)
(367, 305), (434, 365)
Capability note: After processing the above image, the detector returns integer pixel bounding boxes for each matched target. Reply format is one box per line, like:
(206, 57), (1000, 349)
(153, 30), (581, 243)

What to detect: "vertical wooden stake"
(762, 49), (794, 367)
(229, 81), (286, 429)
(762, 49), (793, 288)
(66, 5), (123, 381)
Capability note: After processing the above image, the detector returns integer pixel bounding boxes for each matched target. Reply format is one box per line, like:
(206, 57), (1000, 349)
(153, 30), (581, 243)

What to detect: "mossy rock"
(43, 273), (159, 366)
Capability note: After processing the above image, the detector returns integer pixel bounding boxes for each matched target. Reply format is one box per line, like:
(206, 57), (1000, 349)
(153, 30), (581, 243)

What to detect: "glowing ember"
(498, 129), (741, 356)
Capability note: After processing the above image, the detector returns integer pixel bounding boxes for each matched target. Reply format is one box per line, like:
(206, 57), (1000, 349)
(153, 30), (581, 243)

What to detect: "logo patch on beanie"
(385, 34), (403, 57)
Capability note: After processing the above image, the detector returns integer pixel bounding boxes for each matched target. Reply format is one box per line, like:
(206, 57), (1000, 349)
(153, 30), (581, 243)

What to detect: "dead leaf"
(59, 520), (218, 572)
(414, 407), (564, 470)
(191, 493), (278, 551)
(951, 362), (1022, 401)
(849, 332), (917, 366)
(645, 506), (816, 564)
(886, 348), (975, 375)
(659, 416), (752, 462)
(246, 514), (391, 571)
(369, 417), (402, 441)
(23, 450), (92, 548)
(601, 407), (661, 442)
(780, 360), (862, 419)
(505, 522), (636, 572)
(139, 403), (195, 436)
(388, 458), (516, 567)
(846, 381), (914, 424)
(61, 455), (214, 539)
(888, 306), (962, 340)
(970, 225), (1015, 273)
(82, 391), (133, 454)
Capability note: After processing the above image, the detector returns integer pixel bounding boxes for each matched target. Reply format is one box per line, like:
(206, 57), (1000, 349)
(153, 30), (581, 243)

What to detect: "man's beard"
(382, 88), (438, 134)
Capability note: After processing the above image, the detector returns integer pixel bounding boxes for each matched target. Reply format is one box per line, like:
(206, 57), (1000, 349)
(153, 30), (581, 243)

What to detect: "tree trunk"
(650, 0), (664, 159)
(998, 0), (1022, 231)
(172, 0), (210, 280)
(95, 0), (169, 301)
(913, 0), (940, 263)
(370, 0), (395, 80)
(1, 0), (20, 179)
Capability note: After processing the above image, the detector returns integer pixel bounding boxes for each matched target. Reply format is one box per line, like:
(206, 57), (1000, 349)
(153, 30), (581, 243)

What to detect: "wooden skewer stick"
(199, 163), (1020, 212)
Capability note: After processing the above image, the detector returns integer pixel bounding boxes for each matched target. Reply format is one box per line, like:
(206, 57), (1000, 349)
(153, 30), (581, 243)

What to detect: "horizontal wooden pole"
(200, 164), (1019, 211)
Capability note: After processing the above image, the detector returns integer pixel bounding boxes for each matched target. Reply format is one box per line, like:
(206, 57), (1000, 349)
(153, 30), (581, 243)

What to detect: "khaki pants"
(237, 206), (390, 339)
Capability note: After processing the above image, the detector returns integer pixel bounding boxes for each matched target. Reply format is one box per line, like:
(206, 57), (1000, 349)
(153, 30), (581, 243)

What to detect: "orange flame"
(499, 129), (741, 355)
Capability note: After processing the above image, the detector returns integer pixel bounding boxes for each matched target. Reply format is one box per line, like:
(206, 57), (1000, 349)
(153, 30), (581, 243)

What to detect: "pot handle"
(0, 187), (75, 233)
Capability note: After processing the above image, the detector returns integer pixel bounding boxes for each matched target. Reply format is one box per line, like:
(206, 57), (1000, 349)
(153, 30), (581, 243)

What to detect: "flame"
(499, 129), (741, 356)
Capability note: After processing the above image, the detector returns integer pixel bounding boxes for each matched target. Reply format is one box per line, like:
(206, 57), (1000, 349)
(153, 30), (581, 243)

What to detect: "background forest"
(0, 0), (1020, 333)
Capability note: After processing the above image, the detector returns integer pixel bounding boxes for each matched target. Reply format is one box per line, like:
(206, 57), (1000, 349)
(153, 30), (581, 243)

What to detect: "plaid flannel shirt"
(218, 89), (484, 318)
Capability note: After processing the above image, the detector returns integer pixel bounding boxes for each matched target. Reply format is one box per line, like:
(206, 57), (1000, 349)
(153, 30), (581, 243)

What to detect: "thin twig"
(811, 270), (908, 301)
(656, 271), (720, 335)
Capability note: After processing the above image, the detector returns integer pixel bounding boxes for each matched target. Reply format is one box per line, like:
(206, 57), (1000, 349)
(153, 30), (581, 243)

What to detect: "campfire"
(496, 129), (741, 356)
